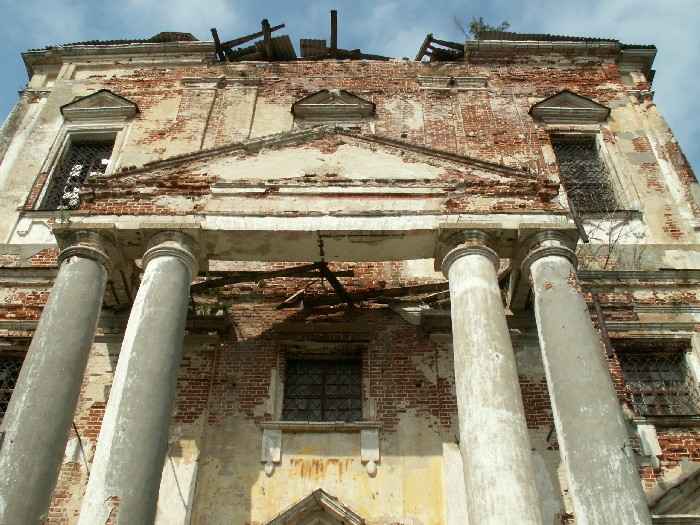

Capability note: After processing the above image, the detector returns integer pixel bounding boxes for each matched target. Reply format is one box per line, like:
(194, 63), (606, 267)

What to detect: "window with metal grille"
(618, 350), (700, 417)
(552, 137), (619, 214)
(0, 358), (22, 420)
(282, 358), (362, 422)
(39, 138), (115, 210)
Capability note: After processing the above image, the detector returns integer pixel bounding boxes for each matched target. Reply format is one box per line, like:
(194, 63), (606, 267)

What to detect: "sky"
(1, 0), (698, 175)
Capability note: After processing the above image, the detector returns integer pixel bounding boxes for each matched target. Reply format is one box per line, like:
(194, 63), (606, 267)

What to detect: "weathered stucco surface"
(0, 27), (698, 525)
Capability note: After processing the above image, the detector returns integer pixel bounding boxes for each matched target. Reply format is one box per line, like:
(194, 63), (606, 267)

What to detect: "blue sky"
(1, 0), (698, 175)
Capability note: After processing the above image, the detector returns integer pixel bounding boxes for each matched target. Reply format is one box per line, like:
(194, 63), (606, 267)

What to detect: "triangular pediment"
(292, 90), (375, 120)
(61, 89), (139, 121)
(529, 90), (610, 124)
(267, 489), (365, 525)
(650, 468), (700, 516)
(78, 127), (561, 218)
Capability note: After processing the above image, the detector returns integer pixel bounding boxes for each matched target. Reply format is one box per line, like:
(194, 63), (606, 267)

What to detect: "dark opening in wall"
(552, 136), (619, 214)
(282, 357), (362, 422)
(39, 137), (115, 211)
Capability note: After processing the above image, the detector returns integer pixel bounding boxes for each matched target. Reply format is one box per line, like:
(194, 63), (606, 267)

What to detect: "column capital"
(143, 231), (199, 277)
(57, 231), (116, 273)
(438, 229), (499, 278)
(520, 230), (577, 278)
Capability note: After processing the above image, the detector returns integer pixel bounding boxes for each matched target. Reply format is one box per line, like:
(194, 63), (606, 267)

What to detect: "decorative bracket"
(360, 428), (380, 477)
(261, 429), (282, 476)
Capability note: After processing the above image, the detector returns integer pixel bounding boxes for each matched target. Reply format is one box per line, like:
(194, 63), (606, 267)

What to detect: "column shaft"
(79, 233), (196, 525)
(529, 252), (651, 525)
(446, 244), (542, 525)
(0, 240), (109, 524)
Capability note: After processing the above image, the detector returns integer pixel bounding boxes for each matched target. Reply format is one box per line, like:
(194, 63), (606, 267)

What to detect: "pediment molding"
(529, 90), (610, 124)
(267, 489), (365, 525)
(650, 468), (700, 516)
(61, 89), (139, 121)
(292, 90), (375, 121)
(102, 127), (532, 182)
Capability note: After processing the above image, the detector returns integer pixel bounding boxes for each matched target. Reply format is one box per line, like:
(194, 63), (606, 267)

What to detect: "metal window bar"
(39, 140), (115, 211)
(0, 358), (22, 420)
(618, 351), (700, 416)
(282, 359), (362, 422)
(552, 139), (619, 214)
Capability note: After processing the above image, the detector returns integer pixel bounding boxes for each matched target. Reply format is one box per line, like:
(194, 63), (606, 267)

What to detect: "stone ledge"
(634, 416), (700, 428)
(260, 421), (381, 432)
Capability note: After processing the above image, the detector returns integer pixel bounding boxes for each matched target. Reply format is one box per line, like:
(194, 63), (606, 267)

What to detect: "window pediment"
(530, 90), (610, 124)
(60, 89), (139, 121)
(292, 89), (375, 122)
(267, 489), (365, 525)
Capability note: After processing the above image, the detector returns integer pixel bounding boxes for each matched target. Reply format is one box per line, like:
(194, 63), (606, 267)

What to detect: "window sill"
(633, 415), (700, 428)
(260, 421), (381, 433)
(580, 209), (643, 220)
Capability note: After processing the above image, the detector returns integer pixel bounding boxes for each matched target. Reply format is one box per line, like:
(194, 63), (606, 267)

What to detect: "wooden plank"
(191, 263), (319, 293)
(305, 281), (448, 308)
(211, 28), (224, 61)
(430, 36), (466, 52)
(219, 23), (285, 49)
(317, 262), (354, 307)
(415, 33), (433, 61)
(262, 19), (273, 59)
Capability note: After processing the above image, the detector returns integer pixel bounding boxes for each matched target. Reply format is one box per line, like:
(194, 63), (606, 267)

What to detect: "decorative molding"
(267, 489), (365, 525)
(618, 48), (657, 78)
(529, 90), (610, 124)
(292, 89), (375, 121)
(60, 89), (138, 121)
(260, 421), (381, 433)
(180, 76), (261, 88)
(633, 416), (700, 428)
(651, 516), (700, 525)
(416, 76), (487, 90)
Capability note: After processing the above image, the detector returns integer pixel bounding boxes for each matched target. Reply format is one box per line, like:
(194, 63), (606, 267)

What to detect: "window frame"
(0, 354), (24, 423)
(614, 340), (700, 419)
(549, 132), (623, 214)
(281, 354), (363, 423)
(547, 129), (643, 217)
(34, 121), (128, 211)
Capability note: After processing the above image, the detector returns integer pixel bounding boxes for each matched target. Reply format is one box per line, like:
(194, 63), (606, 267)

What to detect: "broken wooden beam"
(219, 23), (284, 49)
(211, 27), (225, 61)
(317, 261), (354, 307)
(261, 19), (273, 59)
(415, 33), (433, 61)
(430, 36), (465, 52)
(304, 282), (449, 308)
(191, 264), (352, 293)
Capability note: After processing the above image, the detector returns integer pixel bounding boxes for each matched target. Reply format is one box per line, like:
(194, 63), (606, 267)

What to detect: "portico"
(0, 215), (652, 524)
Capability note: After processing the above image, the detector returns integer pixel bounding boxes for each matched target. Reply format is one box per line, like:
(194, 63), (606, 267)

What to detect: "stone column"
(441, 231), (543, 525)
(0, 232), (112, 525)
(78, 232), (198, 525)
(522, 231), (651, 525)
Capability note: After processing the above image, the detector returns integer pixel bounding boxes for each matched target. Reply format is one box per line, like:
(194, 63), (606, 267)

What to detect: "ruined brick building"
(0, 15), (698, 525)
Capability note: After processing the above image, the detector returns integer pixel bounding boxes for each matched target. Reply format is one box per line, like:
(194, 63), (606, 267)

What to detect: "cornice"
(22, 41), (214, 77)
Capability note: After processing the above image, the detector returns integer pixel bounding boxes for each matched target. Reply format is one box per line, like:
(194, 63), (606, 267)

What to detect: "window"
(0, 357), (22, 420)
(552, 137), (619, 214)
(39, 137), (115, 211)
(619, 349), (700, 416)
(282, 358), (362, 422)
